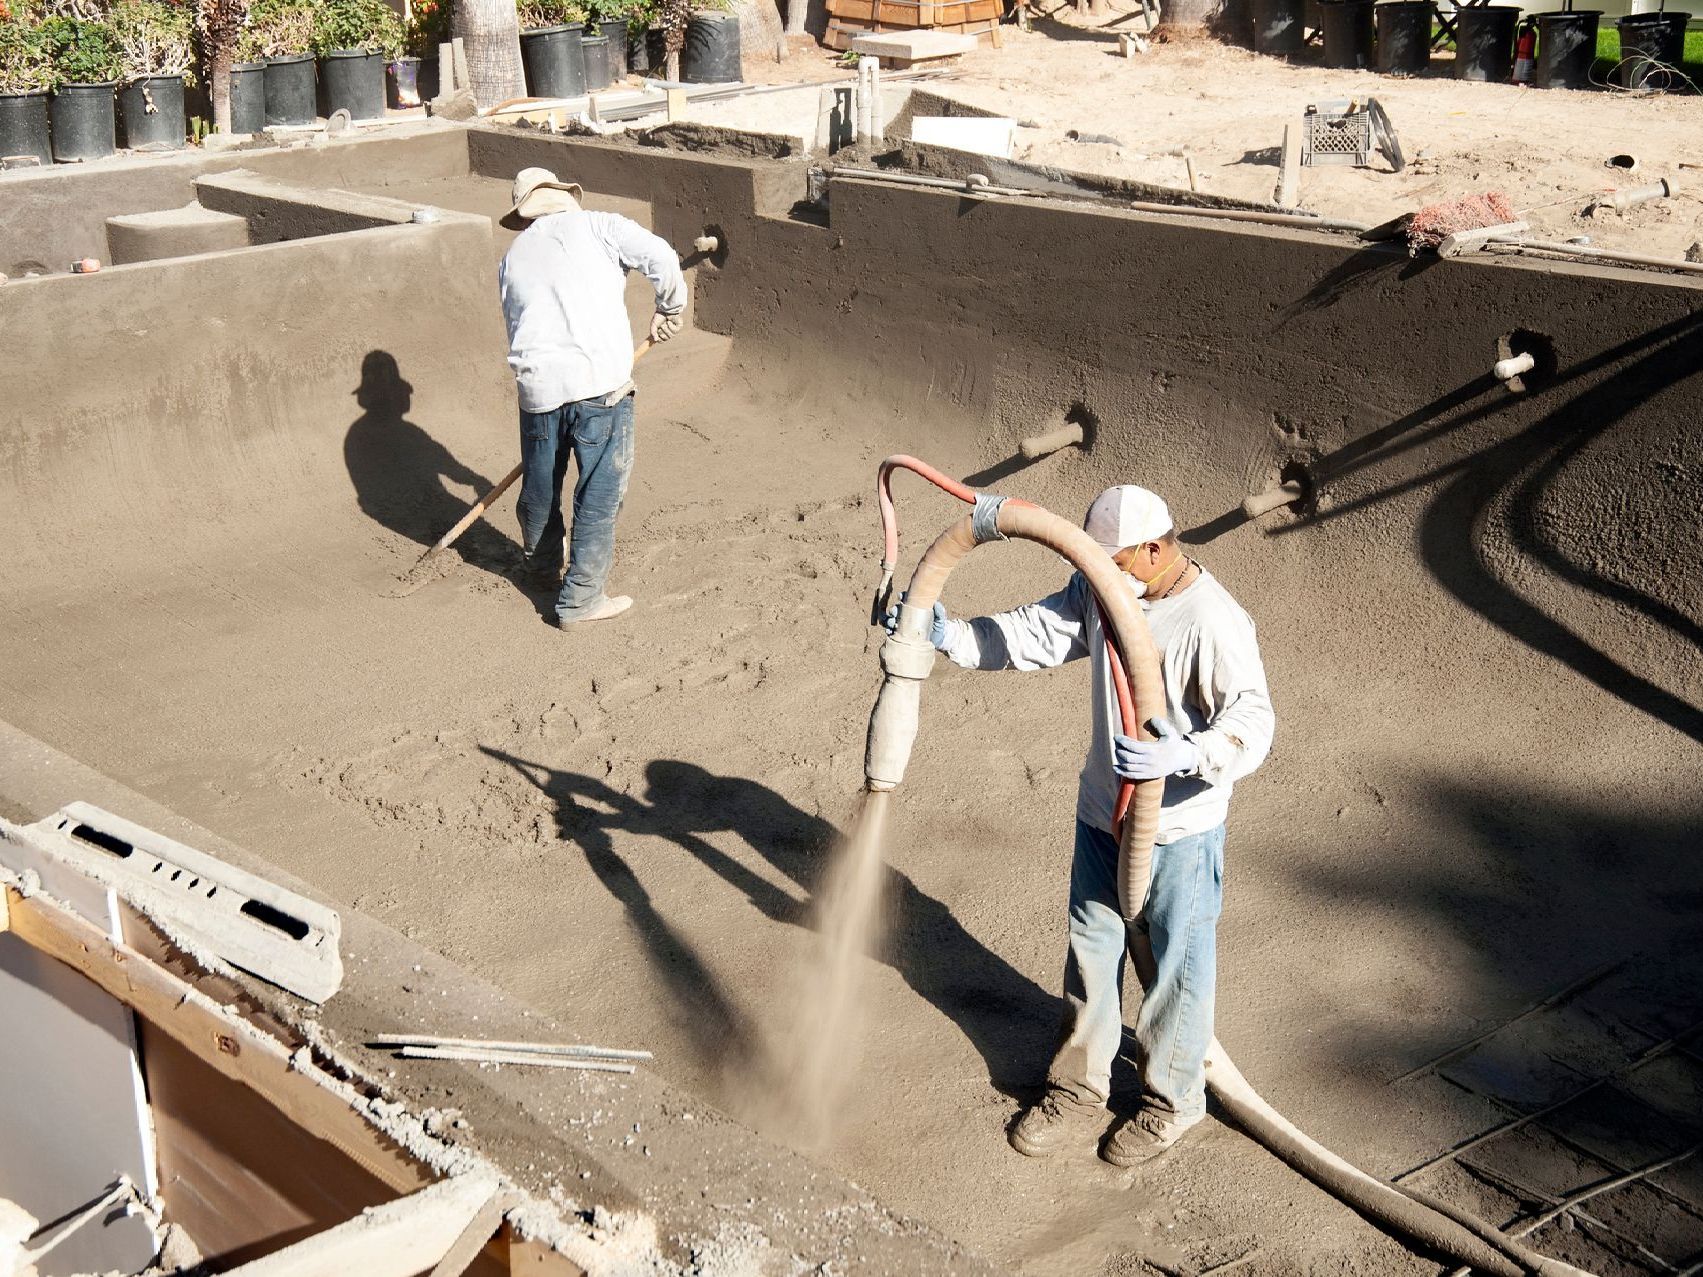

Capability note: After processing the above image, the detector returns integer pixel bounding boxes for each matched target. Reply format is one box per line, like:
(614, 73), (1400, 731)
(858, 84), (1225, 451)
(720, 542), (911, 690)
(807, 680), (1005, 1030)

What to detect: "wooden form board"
(825, 18), (997, 48)
(1, 887), (429, 1193)
(825, 0), (1001, 27)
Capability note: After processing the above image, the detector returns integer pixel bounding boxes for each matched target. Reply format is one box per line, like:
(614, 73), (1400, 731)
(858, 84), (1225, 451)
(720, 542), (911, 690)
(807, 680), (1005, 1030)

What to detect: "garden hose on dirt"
(865, 457), (1594, 1277)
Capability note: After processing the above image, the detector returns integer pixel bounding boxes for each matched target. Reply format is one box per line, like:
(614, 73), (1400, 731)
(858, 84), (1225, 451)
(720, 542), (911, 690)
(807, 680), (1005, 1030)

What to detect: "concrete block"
(106, 201), (251, 266)
(910, 114), (1015, 159)
(849, 30), (978, 65)
(2, 802), (343, 1003)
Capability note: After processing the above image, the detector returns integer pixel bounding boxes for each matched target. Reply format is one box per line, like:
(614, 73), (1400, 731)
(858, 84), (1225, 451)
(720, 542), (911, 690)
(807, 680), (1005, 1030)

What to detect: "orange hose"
(876, 455), (1139, 839)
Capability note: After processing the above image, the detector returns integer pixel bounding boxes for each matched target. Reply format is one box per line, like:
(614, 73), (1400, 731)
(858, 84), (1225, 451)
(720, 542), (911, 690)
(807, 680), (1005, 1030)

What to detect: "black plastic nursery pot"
(119, 74), (186, 150)
(264, 52), (316, 125)
(1453, 4), (1519, 79)
(1252, 0), (1307, 54)
(1615, 11), (1690, 84)
(1319, 0), (1376, 66)
(0, 90), (52, 165)
(682, 11), (742, 82)
(1375, 0), (1431, 72)
(319, 48), (386, 120)
(49, 82), (117, 161)
(599, 18), (629, 78)
(643, 27), (670, 73)
(1533, 9), (1601, 88)
(519, 23), (588, 98)
(581, 34), (613, 89)
(630, 28), (652, 72)
(229, 61), (265, 132)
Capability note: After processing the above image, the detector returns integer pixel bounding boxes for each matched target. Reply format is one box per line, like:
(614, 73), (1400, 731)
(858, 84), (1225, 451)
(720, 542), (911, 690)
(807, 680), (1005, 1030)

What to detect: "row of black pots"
(517, 11), (742, 97)
(1249, 0), (1684, 90)
(0, 77), (194, 164)
(0, 49), (393, 166)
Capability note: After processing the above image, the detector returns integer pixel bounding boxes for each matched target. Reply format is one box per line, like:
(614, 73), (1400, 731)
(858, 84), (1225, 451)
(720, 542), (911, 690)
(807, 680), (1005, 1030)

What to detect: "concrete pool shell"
(2, 117), (1702, 1275)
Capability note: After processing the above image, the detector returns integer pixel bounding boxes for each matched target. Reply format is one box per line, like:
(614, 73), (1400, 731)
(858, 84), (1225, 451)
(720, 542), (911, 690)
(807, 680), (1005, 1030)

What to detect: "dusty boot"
(1008, 1088), (1107, 1158)
(557, 595), (633, 626)
(1100, 1108), (1193, 1168)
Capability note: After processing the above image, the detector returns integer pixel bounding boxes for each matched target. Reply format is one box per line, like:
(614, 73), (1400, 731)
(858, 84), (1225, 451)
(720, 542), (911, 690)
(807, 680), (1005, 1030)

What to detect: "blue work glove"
(1113, 719), (1199, 781)
(882, 598), (950, 651)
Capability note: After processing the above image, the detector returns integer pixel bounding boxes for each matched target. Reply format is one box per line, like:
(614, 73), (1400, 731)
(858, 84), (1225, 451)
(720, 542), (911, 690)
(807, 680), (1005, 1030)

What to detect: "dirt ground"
(745, 5), (1703, 261)
(4, 155), (1702, 1276)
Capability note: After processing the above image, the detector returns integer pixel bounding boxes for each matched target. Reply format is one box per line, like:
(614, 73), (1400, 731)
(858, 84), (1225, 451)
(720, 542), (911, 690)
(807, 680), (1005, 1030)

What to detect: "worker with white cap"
(894, 484), (1273, 1165)
(496, 167), (687, 626)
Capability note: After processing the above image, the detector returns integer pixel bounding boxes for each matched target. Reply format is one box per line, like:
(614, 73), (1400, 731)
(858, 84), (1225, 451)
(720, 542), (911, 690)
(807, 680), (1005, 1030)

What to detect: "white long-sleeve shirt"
(941, 568), (1274, 843)
(498, 210), (687, 413)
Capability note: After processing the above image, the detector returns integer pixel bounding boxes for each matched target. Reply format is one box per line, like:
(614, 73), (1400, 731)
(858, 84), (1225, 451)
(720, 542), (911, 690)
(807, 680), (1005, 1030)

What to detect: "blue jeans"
(516, 394), (635, 624)
(1047, 819), (1225, 1126)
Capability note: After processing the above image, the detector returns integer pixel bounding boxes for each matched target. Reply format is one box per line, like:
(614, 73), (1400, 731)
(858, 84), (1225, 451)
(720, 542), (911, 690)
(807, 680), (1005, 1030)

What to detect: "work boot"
(1100, 1108), (1193, 1169)
(1008, 1088), (1107, 1158)
(557, 595), (633, 626)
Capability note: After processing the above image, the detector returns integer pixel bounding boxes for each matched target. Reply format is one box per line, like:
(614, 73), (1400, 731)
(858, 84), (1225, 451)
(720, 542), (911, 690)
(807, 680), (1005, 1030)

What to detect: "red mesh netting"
(1405, 192), (1517, 249)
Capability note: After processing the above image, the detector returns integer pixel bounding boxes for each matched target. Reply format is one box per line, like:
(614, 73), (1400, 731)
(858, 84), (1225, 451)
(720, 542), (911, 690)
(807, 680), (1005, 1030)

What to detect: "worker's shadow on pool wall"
(479, 747), (1065, 1094)
(344, 349), (519, 578)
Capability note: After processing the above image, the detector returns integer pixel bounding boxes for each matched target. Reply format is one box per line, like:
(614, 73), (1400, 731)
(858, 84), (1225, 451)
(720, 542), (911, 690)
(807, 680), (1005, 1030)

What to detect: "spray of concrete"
(748, 788), (892, 1148)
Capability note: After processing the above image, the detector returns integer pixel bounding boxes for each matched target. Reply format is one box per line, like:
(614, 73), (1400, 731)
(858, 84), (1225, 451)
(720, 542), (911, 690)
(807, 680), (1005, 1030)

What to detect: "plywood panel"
(0, 831), (158, 1276)
(140, 1024), (401, 1268)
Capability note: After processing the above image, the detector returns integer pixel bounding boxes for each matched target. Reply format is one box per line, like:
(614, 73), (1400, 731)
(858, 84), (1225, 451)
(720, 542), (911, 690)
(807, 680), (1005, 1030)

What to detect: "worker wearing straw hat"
(497, 167), (686, 626)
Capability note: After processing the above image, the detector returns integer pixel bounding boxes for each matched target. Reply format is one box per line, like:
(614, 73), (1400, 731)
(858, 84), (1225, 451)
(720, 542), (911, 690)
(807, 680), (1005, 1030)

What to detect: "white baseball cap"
(1084, 485), (1173, 553)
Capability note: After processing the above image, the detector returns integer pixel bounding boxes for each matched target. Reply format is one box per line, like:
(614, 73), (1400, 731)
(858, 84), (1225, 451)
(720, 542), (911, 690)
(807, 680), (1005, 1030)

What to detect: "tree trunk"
(1156, 0), (1225, 35)
(452, 0), (525, 108)
(784, 0), (806, 36)
(665, 49), (680, 78)
(208, 46), (231, 134)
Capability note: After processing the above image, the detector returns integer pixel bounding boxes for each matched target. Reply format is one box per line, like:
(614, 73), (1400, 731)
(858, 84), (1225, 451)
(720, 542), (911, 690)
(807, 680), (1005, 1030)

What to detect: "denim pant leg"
(1131, 824), (1225, 1126)
(516, 406), (570, 567)
(1046, 820), (1129, 1108)
(556, 394), (635, 622)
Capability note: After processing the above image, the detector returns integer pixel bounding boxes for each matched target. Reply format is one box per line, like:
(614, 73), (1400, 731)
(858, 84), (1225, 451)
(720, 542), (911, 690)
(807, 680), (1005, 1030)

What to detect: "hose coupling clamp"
(971, 493), (1010, 545)
(880, 632), (937, 680)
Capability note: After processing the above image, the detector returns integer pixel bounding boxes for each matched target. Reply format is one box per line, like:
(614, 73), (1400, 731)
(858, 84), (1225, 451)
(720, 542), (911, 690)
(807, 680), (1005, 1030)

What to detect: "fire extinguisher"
(1513, 20), (1537, 83)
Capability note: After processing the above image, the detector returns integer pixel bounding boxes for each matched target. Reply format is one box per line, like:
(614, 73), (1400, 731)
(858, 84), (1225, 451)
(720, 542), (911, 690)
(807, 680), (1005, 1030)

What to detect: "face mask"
(1126, 547), (1181, 586)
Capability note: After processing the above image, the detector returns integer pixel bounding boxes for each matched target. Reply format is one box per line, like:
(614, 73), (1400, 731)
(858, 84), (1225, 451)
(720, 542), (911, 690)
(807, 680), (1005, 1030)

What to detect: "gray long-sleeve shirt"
(941, 568), (1274, 842)
(498, 210), (687, 413)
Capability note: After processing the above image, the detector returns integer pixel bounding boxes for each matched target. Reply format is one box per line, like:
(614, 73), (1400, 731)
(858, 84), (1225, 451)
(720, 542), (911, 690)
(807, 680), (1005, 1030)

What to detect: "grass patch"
(1593, 23), (1703, 86)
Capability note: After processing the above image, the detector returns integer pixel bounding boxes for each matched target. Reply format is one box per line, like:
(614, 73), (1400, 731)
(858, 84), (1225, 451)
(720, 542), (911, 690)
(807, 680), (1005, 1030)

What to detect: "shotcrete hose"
(875, 457), (1153, 915)
(867, 464), (1595, 1277)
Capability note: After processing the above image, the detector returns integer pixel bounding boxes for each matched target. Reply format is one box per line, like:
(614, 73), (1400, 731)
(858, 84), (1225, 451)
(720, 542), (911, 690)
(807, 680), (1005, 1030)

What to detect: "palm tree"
(657, 0), (687, 78)
(453, 0), (524, 105)
(196, 0), (247, 135)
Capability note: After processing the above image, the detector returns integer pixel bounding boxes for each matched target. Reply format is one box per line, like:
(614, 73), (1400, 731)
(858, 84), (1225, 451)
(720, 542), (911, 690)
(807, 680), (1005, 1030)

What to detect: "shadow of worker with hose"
(344, 350), (519, 579)
(479, 747), (1062, 1095)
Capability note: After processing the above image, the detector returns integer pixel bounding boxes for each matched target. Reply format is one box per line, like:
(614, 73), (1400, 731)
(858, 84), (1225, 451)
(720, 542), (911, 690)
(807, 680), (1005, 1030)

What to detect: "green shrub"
(309, 0), (402, 55)
(237, 0), (312, 58)
(39, 12), (124, 83)
(0, 17), (54, 91)
(404, 0), (447, 54)
(109, 0), (195, 80)
(517, 0), (587, 29)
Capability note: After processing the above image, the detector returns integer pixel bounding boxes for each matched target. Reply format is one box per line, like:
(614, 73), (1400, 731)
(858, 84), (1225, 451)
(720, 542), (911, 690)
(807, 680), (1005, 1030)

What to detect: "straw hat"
(501, 167), (585, 230)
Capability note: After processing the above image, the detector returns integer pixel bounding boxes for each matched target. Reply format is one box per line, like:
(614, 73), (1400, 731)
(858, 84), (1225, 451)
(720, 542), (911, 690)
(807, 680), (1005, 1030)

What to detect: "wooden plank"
(141, 1024), (403, 1268)
(224, 1176), (498, 1277)
(3, 887), (428, 1197)
(1276, 122), (1300, 208)
(428, 1191), (520, 1277)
